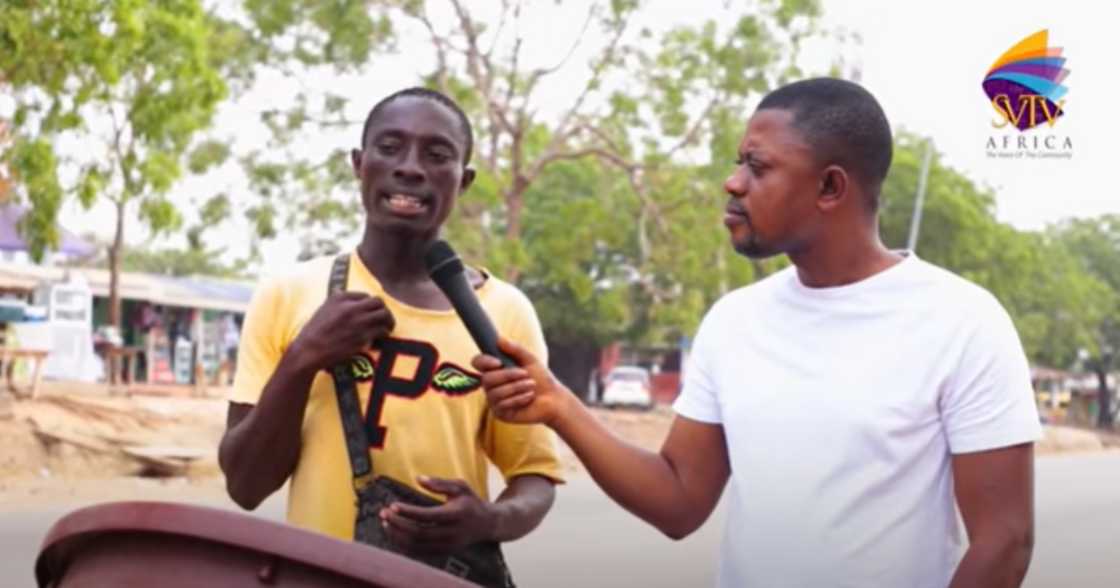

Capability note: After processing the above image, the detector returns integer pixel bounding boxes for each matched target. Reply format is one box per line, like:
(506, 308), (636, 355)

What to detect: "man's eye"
(376, 142), (400, 154)
(428, 148), (453, 162)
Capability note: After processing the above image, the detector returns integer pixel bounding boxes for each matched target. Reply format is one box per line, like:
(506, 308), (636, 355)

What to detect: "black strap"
(323, 254), (515, 586)
(326, 253), (375, 487)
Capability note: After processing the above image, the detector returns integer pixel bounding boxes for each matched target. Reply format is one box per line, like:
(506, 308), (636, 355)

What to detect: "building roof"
(0, 203), (96, 257)
(0, 261), (253, 313)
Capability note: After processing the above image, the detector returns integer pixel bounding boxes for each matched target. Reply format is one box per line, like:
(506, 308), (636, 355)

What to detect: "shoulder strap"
(326, 253), (375, 487)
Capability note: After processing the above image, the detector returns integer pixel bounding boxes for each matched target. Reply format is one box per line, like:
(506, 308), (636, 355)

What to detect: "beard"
(730, 213), (783, 259)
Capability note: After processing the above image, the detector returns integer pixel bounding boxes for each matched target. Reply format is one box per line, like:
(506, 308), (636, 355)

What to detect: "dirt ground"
(0, 388), (1113, 509)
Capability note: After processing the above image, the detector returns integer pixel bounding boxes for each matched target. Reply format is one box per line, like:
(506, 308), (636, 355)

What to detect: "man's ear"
(460, 167), (476, 191)
(817, 166), (848, 212)
(350, 148), (362, 179)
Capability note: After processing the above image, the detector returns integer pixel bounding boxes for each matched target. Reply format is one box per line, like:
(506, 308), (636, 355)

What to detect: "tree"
(0, 0), (228, 328)
(0, 117), (12, 201)
(71, 192), (249, 279)
(1050, 217), (1120, 428)
(231, 0), (823, 393)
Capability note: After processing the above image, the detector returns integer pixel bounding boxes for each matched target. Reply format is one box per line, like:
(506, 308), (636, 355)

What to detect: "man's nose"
(393, 146), (425, 184)
(724, 167), (747, 196)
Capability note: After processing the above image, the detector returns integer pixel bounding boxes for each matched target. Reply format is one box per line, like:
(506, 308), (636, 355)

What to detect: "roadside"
(0, 390), (1114, 510)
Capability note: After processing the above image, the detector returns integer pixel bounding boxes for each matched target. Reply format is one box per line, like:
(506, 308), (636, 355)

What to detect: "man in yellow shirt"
(218, 87), (562, 585)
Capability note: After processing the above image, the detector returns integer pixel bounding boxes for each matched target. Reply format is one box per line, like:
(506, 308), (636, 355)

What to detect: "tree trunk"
(504, 177), (527, 282)
(107, 199), (125, 330)
(546, 337), (600, 403)
(1096, 367), (1113, 429)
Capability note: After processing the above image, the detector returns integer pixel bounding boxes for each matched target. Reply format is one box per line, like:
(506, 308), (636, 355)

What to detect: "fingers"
(496, 337), (537, 367)
(471, 353), (503, 372)
(332, 291), (373, 302)
(486, 379), (535, 406)
(380, 509), (435, 551)
(390, 501), (459, 525)
(348, 298), (396, 340)
(479, 366), (530, 389)
(417, 476), (470, 497)
(354, 308), (396, 334)
(331, 293), (388, 319)
(495, 389), (535, 412)
(379, 506), (457, 553)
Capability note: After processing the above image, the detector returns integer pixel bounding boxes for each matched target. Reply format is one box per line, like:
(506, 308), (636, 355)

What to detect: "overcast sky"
(48, 0), (1115, 272)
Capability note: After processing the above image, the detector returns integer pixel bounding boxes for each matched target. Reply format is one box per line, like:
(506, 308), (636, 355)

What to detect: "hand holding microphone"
(424, 240), (573, 426)
(424, 240), (515, 368)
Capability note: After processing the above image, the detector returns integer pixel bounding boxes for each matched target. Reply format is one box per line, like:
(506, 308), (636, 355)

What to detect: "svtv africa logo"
(983, 30), (1073, 159)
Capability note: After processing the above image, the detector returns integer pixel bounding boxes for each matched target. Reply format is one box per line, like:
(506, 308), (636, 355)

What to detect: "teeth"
(388, 194), (425, 209)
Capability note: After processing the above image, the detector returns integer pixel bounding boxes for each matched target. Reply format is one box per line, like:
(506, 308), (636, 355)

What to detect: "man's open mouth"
(381, 192), (431, 215)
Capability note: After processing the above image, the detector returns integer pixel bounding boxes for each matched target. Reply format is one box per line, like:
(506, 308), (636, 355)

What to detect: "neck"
(355, 224), (435, 286)
(788, 218), (902, 288)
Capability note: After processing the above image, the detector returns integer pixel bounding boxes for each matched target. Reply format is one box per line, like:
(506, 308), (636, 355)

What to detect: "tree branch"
(526, 9), (631, 182)
(415, 6), (451, 94)
(663, 95), (720, 160)
(443, 0), (507, 173)
(533, 147), (634, 175)
(108, 103), (134, 198)
(447, 0), (494, 92)
(523, 4), (596, 94)
(483, 0), (513, 61)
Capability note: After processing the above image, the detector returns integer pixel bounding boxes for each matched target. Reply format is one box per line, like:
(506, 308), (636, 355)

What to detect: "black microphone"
(424, 240), (515, 368)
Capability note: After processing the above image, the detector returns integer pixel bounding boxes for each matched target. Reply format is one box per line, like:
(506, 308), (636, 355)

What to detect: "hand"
(293, 292), (395, 370)
(378, 476), (497, 555)
(471, 337), (573, 427)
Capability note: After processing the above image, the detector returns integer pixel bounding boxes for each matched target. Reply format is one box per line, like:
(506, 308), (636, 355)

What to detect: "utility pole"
(906, 140), (934, 252)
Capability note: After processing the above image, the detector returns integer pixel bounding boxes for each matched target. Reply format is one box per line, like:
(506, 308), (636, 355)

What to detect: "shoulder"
(704, 266), (793, 323)
(250, 255), (337, 306)
(908, 258), (1011, 321)
(478, 271), (538, 317)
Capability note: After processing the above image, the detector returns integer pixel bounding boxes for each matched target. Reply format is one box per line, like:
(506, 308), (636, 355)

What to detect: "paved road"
(2, 453), (1117, 587)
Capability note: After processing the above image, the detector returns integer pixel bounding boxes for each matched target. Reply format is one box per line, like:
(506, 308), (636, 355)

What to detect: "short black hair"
(360, 87), (474, 165)
(757, 78), (892, 205)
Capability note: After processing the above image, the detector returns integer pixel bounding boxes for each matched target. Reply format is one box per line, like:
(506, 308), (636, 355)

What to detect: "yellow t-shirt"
(230, 251), (563, 540)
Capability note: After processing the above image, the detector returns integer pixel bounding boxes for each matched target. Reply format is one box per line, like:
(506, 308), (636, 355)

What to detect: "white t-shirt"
(674, 252), (1041, 588)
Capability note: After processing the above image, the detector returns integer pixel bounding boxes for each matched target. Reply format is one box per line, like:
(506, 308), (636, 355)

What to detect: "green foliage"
(119, 245), (248, 278)
(232, 0), (823, 349)
(187, 140), (232, 174)
(1, 0), (228, 326)
(881, 134), (1119, 372)
(1048, 217), (1120, 370)
(8, 137), (63, 259)
(5, 1), (1114, 388)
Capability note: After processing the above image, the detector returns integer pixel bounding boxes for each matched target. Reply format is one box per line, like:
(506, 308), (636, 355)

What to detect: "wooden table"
(97, 345), (142, 391)
(0, 347), (49, 399)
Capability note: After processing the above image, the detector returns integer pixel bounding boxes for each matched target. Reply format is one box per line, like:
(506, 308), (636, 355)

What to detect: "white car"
(600, 366), (654, 410)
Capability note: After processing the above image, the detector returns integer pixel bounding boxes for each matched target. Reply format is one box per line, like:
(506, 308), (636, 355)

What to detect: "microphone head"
(424, 239), (465, 285)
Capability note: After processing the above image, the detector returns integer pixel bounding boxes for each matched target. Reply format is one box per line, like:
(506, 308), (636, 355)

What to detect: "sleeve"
(672, 306), (723, 424)
(229, 276), (291, 405)
(481, 289), (565, 484)
(941, 295), (1043, 454)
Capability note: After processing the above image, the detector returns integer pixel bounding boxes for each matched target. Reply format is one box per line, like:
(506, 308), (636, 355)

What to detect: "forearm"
(488, 474), (556, 542)
(219, 346), (319, 509)
(949, 538), (1032, 588)
(552, 398), (697, 538)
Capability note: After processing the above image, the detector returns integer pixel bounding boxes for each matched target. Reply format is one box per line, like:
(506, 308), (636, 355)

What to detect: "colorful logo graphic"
(431, 364), (482, 395)
(350, 354), (375, 382)
(983, 30), (1069, 131)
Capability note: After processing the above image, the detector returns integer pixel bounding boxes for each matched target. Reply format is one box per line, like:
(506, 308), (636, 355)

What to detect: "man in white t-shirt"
(473, 78), (1040, 588)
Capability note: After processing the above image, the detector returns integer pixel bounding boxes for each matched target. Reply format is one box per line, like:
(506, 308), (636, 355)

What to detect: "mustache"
(725, 199), (751, 221)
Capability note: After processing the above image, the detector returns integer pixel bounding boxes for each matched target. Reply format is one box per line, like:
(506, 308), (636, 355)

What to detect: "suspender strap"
(325, 253), (374, 488)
